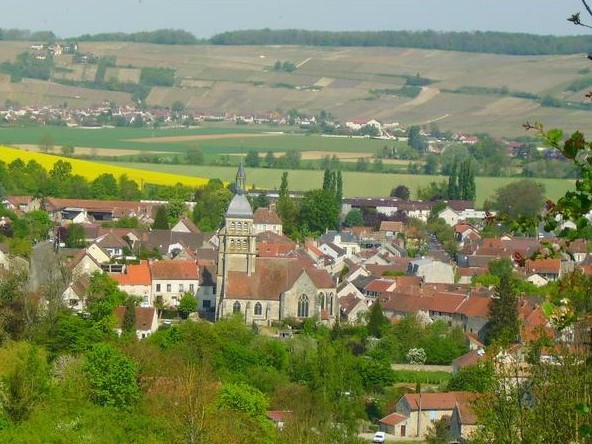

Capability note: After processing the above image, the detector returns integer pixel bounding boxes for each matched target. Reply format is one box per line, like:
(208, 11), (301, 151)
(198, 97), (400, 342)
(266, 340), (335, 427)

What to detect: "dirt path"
(401, 86), (440, 107)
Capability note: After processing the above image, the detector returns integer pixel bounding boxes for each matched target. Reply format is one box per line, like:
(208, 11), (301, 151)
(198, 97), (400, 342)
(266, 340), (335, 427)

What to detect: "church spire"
(236, 159), (246, 195)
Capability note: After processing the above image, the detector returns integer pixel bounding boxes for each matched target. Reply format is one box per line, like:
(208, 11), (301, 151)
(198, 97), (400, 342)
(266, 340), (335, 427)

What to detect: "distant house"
(253, 207), (283, 235)
(450, 396), (480, 443)
(407, 258), (455, 284)
(62, 275), (90, 312)
(114, 306), (159, 339)
(150, 260), (199, 307)
(110, 261), (152, 306)
(382, 391), (477, 439)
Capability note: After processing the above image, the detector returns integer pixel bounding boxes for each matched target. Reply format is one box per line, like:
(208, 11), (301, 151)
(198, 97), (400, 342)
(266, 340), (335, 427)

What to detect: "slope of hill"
(1, 41), (592, 136)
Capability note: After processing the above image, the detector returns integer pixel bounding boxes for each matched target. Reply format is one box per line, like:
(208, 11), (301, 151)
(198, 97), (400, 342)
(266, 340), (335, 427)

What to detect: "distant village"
(0, 162), (586, 442)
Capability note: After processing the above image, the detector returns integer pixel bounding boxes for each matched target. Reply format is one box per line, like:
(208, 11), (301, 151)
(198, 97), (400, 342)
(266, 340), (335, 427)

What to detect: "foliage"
(406, 348), (427, 365)
(486, 273), (519, 345)
(492, 179), (546, 219)
(366, 301), (389, 338)
(139, 67), (175, 87)
(425, 415), (453, 444)
(64, 223), (86, 248)
(83, 343), (139, 409)
(178, 294), (198, 319)
(85, 272), (127, 324)
(192, 181), (232, 231)
(2, 345), (50, 422)
(343, 209), (364, 227)
(390, 184), (410, 200)
(447, 361), (495, 392)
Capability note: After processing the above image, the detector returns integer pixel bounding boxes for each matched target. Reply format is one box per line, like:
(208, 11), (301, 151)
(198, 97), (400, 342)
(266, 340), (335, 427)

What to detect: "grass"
(0, 146), (210, 188)
(391, 370), (451, 385)
(104, 162), (575, 205)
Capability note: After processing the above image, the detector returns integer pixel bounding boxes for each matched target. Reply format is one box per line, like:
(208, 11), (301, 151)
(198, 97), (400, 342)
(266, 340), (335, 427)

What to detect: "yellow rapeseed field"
(0, 146), (210, 188)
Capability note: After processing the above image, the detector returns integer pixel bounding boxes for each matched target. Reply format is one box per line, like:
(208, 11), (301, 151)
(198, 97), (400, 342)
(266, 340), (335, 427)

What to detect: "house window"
(319, 292), (325, 310)
(298, 294), (309, 318)
(179, 283), (184, 293)
(254, 302), (262, 316)
(156, 284), (161, 292)
(233, 301), (241, 313)
(203, 300), (211, 309)
(189, 284), (195, 293)
(400, 425), (406, 437)
(166, 284), (172, 292)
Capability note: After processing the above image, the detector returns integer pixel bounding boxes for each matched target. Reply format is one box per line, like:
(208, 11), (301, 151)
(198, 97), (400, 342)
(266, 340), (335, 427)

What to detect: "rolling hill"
(1, 41), (592, 136)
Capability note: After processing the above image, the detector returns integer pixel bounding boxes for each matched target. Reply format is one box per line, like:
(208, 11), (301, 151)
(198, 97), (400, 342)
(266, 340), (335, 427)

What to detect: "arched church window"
(298, 294), (309, 318)
(243, 222), (248, 233)
(328, 294), (334, 315)
(237, 221), (242, 233)
(254, 302), (262, 316)
(242, 239), (247, 250)
(230, 239), (235, 250)
(230, 221), (236, 232)
(319, 292), (326, 310)
(233, 301), (241, 313)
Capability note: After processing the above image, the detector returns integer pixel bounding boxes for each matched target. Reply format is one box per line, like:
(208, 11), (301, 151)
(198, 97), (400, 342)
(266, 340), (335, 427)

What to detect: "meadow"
(105, 162), (575, 206)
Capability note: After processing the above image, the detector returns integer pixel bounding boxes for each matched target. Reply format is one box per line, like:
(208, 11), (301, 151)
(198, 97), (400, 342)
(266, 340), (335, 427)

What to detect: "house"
(110, 261), (152, 306)
(407, 258), (455, 284)
(114, 306), (159, 339)
(386, 391), (476, 439)
(266, 410), (292, 430)
(319, 231), (360, 257)
(525, 258), (561, 282)
(378, 412), (410, 437)
(94, 231), (129, 259)
(438, 206), (462, 227)
(171, 216), (200, 233)
(450, 396), (480, 443)
(62, 275), (90, 312)
(150, 260), (199, 307)
(452, 349), (487, 374)
(197, 263), (217, 313)
(68, 244), (110, 277)
(253, 207), (283, 235)
(339, 292), (369, 323)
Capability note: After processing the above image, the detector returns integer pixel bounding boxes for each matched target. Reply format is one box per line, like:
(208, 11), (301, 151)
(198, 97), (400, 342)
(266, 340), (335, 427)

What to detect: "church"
(216, 163), (338, 325)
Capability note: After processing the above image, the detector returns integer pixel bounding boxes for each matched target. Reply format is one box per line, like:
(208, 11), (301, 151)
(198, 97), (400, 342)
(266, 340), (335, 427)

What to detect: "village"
(0, 162), (586, 443)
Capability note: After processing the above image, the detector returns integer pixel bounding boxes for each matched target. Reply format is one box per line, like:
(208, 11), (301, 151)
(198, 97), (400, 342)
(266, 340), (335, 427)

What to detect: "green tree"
(83, 343), (140, 409)
(65, 223), (86, 248)
(91, 173), (119, 199)
(276, 172), (298, 237)
(407, 125), (427, 152)
(367, 300), (389, 338)
(178, 293), (198, 319)
(60, 144), (75, 156)
(123, 297), (137, 335)
(299, 188), (340, 235)
(486, 273), (519, 345)
(85, 272), (127, 324)
(38, 133), (54, 153)
(447, 361), (495, 392)
(3, 345), (50, 422)
(152, 205), (169, 229)
(244, 150), (260, 168)
(493, 179), (545, 219)
(343, 209), (364, 227)
(391, 185), (410, 200)
(118, 174), (141, 201)
(185, 148), (205, 165)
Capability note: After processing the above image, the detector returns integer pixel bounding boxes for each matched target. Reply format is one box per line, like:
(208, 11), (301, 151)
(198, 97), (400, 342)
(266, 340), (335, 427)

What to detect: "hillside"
(2, 41), (592, 136)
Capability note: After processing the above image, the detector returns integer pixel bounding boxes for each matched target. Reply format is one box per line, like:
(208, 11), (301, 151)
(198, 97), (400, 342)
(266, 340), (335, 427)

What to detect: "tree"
(65, 223), (86, 248)
(493, 179), (545, 220)
(447, 361), (495, 392)
(83, 343), (140, 409)
(366, 300), (389, 338)
(264, 151), (276, 168)
(123, 297), (137, 335)
(390, 185), (410, 200)
(91, 173), (119, 199)
(407, 125), (427, 152)
(486, 273), (519, 345)
(178, 293), (198, 319)
(185, 148), (205, 165)
(3, 345), (50, 422)
(244, 150), (260, 168)
(60, 144), (75, 156)
(276, 172), (298, 237)
(299, 189), (340, 235)
(343, 209), (364, 227)
(38, 133), (54, 153)
(85, 272), (127, 324)
(152, 205), (169, 229)
(425, 416), (452, 444)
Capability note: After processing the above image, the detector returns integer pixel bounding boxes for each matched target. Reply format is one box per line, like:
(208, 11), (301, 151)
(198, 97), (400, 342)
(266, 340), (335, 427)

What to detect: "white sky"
(0, 0), (589, 38)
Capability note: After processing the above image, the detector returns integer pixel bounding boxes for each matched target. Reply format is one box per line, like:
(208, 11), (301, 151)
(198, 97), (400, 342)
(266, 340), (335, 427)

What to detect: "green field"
(104, 162), (574, 205)
(0, 126), (394, 156)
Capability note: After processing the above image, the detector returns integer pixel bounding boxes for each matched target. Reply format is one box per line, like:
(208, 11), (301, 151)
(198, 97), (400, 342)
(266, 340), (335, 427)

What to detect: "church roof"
(226, 194), (253, 219)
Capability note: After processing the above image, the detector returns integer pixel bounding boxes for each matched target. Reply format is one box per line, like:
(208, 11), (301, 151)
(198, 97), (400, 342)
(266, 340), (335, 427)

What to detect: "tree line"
(3, 27), (592, 56)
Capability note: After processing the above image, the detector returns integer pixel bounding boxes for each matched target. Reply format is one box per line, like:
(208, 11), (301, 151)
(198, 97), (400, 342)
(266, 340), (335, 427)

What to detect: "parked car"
(373, 431), (386, 443)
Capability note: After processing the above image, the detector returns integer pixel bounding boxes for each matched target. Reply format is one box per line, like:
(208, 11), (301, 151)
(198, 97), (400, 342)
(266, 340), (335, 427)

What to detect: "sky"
(0, 0), (589, 39)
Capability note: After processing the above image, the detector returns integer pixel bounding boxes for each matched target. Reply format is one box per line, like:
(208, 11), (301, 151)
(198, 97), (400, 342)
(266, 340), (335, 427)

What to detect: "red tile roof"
(526, 258), (561, 275)
(150, 260), (198, 280)
(402, 391), (474, 411)
(114, 306), (157, 331)
(254, 208), (281, 225)
(379, 412), (408, 426)
(452, 349), (487, 369)
(111, 261), (151, 286)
